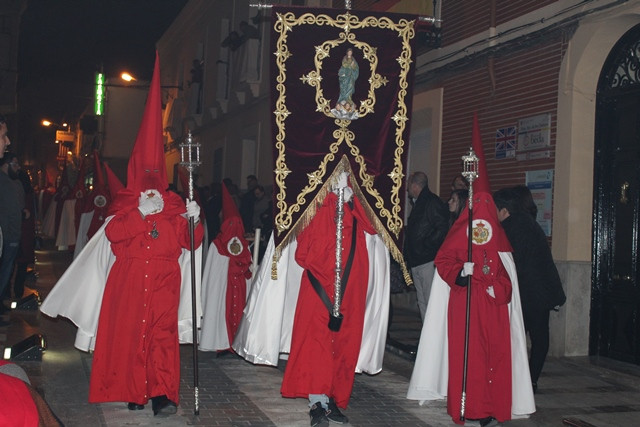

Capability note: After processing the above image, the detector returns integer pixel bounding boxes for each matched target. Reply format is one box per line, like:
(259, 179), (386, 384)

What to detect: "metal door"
(591, 25), (640, 363)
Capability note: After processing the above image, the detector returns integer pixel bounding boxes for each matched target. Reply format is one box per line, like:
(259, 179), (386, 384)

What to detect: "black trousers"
(522, 304), (550, 384)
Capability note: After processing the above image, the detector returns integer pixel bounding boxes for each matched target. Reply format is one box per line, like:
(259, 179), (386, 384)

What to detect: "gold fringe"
(271, 155), (412, 287)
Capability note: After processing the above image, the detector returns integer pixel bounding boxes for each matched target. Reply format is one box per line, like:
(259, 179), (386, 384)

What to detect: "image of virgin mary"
(331, 47), (359, 120)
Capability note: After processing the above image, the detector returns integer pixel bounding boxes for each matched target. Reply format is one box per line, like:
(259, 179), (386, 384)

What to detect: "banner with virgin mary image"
(270, 6), (426, 283)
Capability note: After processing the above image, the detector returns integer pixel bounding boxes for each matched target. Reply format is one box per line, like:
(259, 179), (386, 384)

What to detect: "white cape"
(40, 216), (203, 352)
(199, 241), (251, 351)
(56, 199), (77, 249)
(406, 251), (536, 418)
(232, 231), (390, 375)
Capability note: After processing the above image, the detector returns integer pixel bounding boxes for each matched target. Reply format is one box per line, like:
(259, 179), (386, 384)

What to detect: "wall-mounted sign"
(495, 126), (516, 159)
(517, 113), (550, 152)
(525, 169), (554, 237)
(95, 73), (105, 116)
(55, 131), (75, 142)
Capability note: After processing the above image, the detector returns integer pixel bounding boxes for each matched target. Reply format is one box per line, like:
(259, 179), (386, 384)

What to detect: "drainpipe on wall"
(488, 0), (497, 93)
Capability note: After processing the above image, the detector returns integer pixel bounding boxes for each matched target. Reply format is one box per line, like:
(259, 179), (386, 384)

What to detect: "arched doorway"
(591, 24), (640, 364)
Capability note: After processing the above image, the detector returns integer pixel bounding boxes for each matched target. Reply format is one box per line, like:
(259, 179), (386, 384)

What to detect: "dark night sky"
(17, 0), (187, 154)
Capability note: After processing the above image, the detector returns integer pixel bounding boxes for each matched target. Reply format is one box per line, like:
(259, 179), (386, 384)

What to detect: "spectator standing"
(450, 174), (469, 191)
(447, 189), (469, 228)
(240, 174), (258, 230)
(404, 171), (449, 321)
(0, 151), (24, 320)
(512, 184), (538, 220)
(251, 185), (270, 231)
(204, 182), (223, 241)
(12, 159), (36, 300)
(494, 187), (566, 393)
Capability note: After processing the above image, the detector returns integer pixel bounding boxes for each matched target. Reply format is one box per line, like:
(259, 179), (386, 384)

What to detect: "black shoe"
(151, 395), (177, 416)
(479, 416), (498, 427)
(326, 398), (348, 424)
(309, 402), (329, 427)
(127, 402), (145, 410)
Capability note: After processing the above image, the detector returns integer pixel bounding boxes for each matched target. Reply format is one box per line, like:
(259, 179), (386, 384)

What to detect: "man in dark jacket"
(494, 187), (566, 393)
(404, 171), (449, 321)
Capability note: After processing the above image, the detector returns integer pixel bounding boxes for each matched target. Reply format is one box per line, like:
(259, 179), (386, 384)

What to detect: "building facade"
(158, 0), (640, 365)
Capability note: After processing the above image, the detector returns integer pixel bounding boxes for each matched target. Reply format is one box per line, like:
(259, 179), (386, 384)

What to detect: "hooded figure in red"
(214, 185), (252, 343)
(72, 157), (89, 234)
(436, 113), (514, 425)
(74, 151), (113, 258)
(280, 172), (376, 424)
(88, 52), (203, 416)
(84, 151), (111, 240)
(199, 184), (252, 352)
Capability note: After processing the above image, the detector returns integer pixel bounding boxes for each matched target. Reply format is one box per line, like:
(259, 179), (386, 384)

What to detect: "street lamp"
(120, 72), (136, 82)
(41, 119), (69, 129)
(113, 71), (182, 90)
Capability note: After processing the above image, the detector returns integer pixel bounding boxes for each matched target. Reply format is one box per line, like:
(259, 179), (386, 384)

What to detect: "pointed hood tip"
(104, 162), (124, 199)
(221, 184), (241, 221)
(126, 51), (167, 193)
(93, 150), (105, 188)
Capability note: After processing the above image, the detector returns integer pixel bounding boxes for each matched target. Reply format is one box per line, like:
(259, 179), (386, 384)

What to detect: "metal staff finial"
(461, 148), (479, 208)
(179, 130), (202, 200)
(179, 130), (202, 415)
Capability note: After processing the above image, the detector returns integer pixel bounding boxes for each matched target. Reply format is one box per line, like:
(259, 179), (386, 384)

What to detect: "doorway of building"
(591, 24), (640, 364)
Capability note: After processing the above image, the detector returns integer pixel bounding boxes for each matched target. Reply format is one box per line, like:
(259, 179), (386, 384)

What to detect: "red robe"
(436, 246), (512, 424)
(89, 190), (203, 404)
(0, 362), (38, 427)
(212, 216), (252, 347)
(281, 193), (375, 408)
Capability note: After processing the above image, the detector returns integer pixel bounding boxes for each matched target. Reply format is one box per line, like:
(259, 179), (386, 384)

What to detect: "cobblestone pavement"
(2, 242), (640, 426)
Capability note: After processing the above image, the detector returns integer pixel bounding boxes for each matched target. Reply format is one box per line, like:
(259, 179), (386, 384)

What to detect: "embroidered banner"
(270, 6), (422, 282)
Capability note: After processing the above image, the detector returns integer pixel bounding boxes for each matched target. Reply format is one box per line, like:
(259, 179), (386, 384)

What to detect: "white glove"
(461, 262), (474, 277)
(138, 190), (164, 217)
(486, 286), (495, 298)
(185, 199), (200, 222)
(332, 171), (353, 202)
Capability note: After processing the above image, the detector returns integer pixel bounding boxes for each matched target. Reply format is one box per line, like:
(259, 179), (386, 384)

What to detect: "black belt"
(307, 218), (358, 332)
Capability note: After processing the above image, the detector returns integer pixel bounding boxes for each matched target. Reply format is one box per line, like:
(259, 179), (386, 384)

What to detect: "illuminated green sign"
(95, 73), (104, 115)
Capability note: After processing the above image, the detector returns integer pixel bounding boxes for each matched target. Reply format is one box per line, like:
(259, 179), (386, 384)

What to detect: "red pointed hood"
(439, 113), (511, 254)
(93, 150), (105, 189)
(72, 158), (88, 199)
(104, 162), (124, 199)
(126, 51), (167, 193)
(221, 183), (241, 222)
(55, 162), (71, 200)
